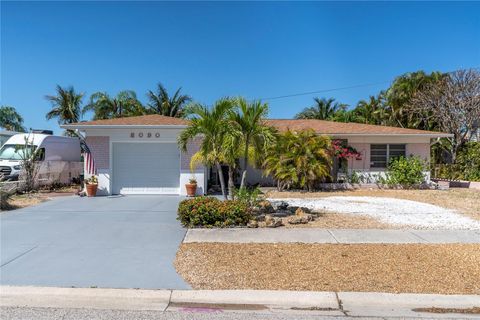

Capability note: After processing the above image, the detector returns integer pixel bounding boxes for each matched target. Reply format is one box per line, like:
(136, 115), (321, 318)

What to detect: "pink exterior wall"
(406, 143), (430, 162)
(347, 143), (370, 170)
(181, 137), (202, 171)
(85, 136), (110, 170)
(346, 142), (430, 171)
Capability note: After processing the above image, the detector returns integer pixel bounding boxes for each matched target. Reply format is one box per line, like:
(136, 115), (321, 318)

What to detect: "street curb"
(1, 286), (479, 318)
(183, 228), (480, 244)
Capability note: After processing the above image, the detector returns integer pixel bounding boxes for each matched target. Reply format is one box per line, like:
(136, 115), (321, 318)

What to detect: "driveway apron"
(0, 195), (190, 289)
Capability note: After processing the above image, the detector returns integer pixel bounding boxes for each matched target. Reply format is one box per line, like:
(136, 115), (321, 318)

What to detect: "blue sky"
(1, 1), (479, 134)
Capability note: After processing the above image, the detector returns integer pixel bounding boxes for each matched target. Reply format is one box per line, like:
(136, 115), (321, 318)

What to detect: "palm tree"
(0, 106), (26, 132)
(45, 85), (84, 133)
(264, 130), (332, 191)
(147, 83), (192, 117)
(178, 98), (235, 200)
(295, 97), (347, 120)
(386, 71), (444, 129)
(83, 90), (145, 120)
(354, 94), (388, 125)
(230, 98), (275, 189)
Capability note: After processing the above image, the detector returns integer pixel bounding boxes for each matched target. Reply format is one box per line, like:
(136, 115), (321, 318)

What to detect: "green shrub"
(386, 156), (426, 187)
(347, 170), (361, 184)
(177, 196), (251, 228)
(434, 142), (480, 182)
(455, 142), (480, 181)
(233, 187), (262, 206)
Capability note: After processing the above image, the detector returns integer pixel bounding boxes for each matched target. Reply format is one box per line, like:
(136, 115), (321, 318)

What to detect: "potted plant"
(185, 177), (197, 197)
(85, 175), (98, 197)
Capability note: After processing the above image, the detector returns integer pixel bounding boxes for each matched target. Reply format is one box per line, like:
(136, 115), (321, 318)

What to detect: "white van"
(0, 131), (82, 184)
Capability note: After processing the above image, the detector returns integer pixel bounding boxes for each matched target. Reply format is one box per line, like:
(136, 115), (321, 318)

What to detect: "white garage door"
(112, 142), (180, 195)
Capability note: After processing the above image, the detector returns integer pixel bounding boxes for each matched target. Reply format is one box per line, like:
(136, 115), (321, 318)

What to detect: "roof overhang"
(329, 133), (453, 138)
(61, 124), (189, 130)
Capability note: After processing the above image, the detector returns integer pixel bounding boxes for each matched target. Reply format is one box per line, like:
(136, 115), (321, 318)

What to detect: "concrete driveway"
(0, 195), (190, 289)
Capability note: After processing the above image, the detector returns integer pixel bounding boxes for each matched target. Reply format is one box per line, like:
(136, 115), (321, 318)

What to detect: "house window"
(370, 144), (406, 168)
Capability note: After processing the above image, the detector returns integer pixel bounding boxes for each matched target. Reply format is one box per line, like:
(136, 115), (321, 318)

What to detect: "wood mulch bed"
(175, 243), (480, 295)
(1, 186), (79, 211)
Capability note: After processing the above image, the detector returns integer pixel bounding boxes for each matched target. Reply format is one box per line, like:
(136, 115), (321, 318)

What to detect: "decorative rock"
(272, 211), (289, 218)
(287, 213), (314, 224)
(288, 206), (299, 214)
(258, 200), (274, 214)
(295, 207), (308, 216)
(265, 214), (283, 228)
(247, 220), (258, 228)
(287, 216), (309, 224)
(271, 201), (289, 211)
(256, 214), (266, 222)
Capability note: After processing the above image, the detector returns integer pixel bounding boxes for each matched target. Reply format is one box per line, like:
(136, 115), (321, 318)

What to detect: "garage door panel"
(113, 143), (180, 195)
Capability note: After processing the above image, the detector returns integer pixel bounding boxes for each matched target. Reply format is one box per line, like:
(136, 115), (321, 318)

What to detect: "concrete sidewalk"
(183, 228), (480, 244)
(1, 286), (479, 318)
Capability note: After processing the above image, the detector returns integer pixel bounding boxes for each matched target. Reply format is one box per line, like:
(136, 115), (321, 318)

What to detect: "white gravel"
(269, 196), (480, 230)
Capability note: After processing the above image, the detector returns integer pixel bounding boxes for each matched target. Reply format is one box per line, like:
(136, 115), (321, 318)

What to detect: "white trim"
(62, 124), (188, 130)
(331, 133), (453, 138)
(61, 124), (452, 138)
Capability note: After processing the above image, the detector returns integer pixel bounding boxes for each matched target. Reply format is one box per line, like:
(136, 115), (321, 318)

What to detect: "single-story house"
(62, 114), (452, 196)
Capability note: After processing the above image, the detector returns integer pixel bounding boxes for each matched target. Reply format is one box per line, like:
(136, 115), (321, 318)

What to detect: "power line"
(251, 66), (480, 102)
(252, 81), (391, 101)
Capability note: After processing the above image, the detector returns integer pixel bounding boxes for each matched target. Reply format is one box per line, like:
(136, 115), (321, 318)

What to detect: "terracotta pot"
(185, 183), (197, 197)
(86, 184), (98, 197)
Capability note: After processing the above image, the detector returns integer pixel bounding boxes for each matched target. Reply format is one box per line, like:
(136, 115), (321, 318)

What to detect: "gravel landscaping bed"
(175, 243), (480, 294)
(267, 189), (480, 221)
(270, 196), (480, 230)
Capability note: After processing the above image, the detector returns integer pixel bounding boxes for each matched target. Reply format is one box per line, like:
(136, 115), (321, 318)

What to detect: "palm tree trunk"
(228, 166), (235, 200)
(240, 142), (249, 189)
(216, 162), (227, 200)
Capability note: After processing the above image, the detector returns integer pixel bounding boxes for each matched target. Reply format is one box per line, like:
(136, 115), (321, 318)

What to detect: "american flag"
(81, 141), (96, 175)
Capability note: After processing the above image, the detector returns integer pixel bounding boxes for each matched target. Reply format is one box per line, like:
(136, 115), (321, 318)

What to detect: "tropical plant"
(83, 90), (145, 120)
(295, 97), (348, 120)
(178, 98), (235, 200)
(386, 71), (444, 129)
(0, 106), (26, 132)
(45, 85), (84, 135)
(233, 186), (262, 207)
(263, 130), (332, 191)
(354, 93), (388, 125)
(230, 98), (276, 189)
(147, 83), (192, 117)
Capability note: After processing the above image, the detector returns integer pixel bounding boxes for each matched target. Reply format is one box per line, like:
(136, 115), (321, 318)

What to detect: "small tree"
(18, 135), (41, 193)
(179, 98), (235, 200)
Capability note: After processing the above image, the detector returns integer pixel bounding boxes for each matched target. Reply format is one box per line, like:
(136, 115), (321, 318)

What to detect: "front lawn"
(175, 243), (480, 294)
